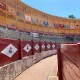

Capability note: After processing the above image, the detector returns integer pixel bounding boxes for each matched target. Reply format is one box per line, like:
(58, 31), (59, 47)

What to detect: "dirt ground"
(14, 55), (58, 80)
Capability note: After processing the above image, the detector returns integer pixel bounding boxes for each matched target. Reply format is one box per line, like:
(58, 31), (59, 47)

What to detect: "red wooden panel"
(61, 44), (79, 67)
(55, 43), (60, 49)
(45, 42), (51, 51)
(21, 40), (32, 58)
(62, 55), (80, 80)
(50, 42), (56, 50)
(58, 44), (80, 80)
(40, 41), (46, 51)
(0, 39), (20, 67)
(32, 41), (40, 54)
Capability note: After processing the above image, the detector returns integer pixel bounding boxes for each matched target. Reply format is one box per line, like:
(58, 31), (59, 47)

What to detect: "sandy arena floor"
(14, 55), (58, 80)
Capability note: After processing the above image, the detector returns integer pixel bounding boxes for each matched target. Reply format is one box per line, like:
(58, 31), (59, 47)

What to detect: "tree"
(68, 15), (76, 18)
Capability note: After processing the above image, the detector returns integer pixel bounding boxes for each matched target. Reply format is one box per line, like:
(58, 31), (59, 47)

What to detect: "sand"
(14, 55), (58, 80)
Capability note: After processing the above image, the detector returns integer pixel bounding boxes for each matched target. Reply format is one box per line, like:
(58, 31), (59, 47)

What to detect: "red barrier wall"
(0, 39), (20, 66)
(21, 40), (32, 58)
(45, 42), (51, 51)
(58, 44), (80, 80)
(40, 42), (46, 51)
(50, 42), (56, 50)
(32, 41), (40, 54)
(0, 39), (56, 66)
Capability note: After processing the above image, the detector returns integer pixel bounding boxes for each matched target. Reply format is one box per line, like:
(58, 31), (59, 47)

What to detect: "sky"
(21, 0), (80, 18)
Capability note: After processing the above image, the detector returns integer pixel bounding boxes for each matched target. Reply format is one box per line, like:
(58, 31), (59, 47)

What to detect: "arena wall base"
(0, 50), (57, 80)
(33, 53), (42, 64)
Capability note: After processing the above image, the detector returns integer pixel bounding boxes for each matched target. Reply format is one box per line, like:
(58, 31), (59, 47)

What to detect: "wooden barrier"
(58, 44), (80, 80)
(32, 40), (41, 54)
(0, 39), (20, 67)
(0, 38), (54, 67)
(21, 40), (32, 58)
(45, 42), (51, 51)
(50, 42), (56, 50)
(40, 41), (46, 52)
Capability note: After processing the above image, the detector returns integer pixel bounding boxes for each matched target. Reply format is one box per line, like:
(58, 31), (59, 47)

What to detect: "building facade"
(0, 0), (80, 43)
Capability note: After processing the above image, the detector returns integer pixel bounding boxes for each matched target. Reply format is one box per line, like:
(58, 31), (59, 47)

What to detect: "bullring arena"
(0, 0), (80, 80)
